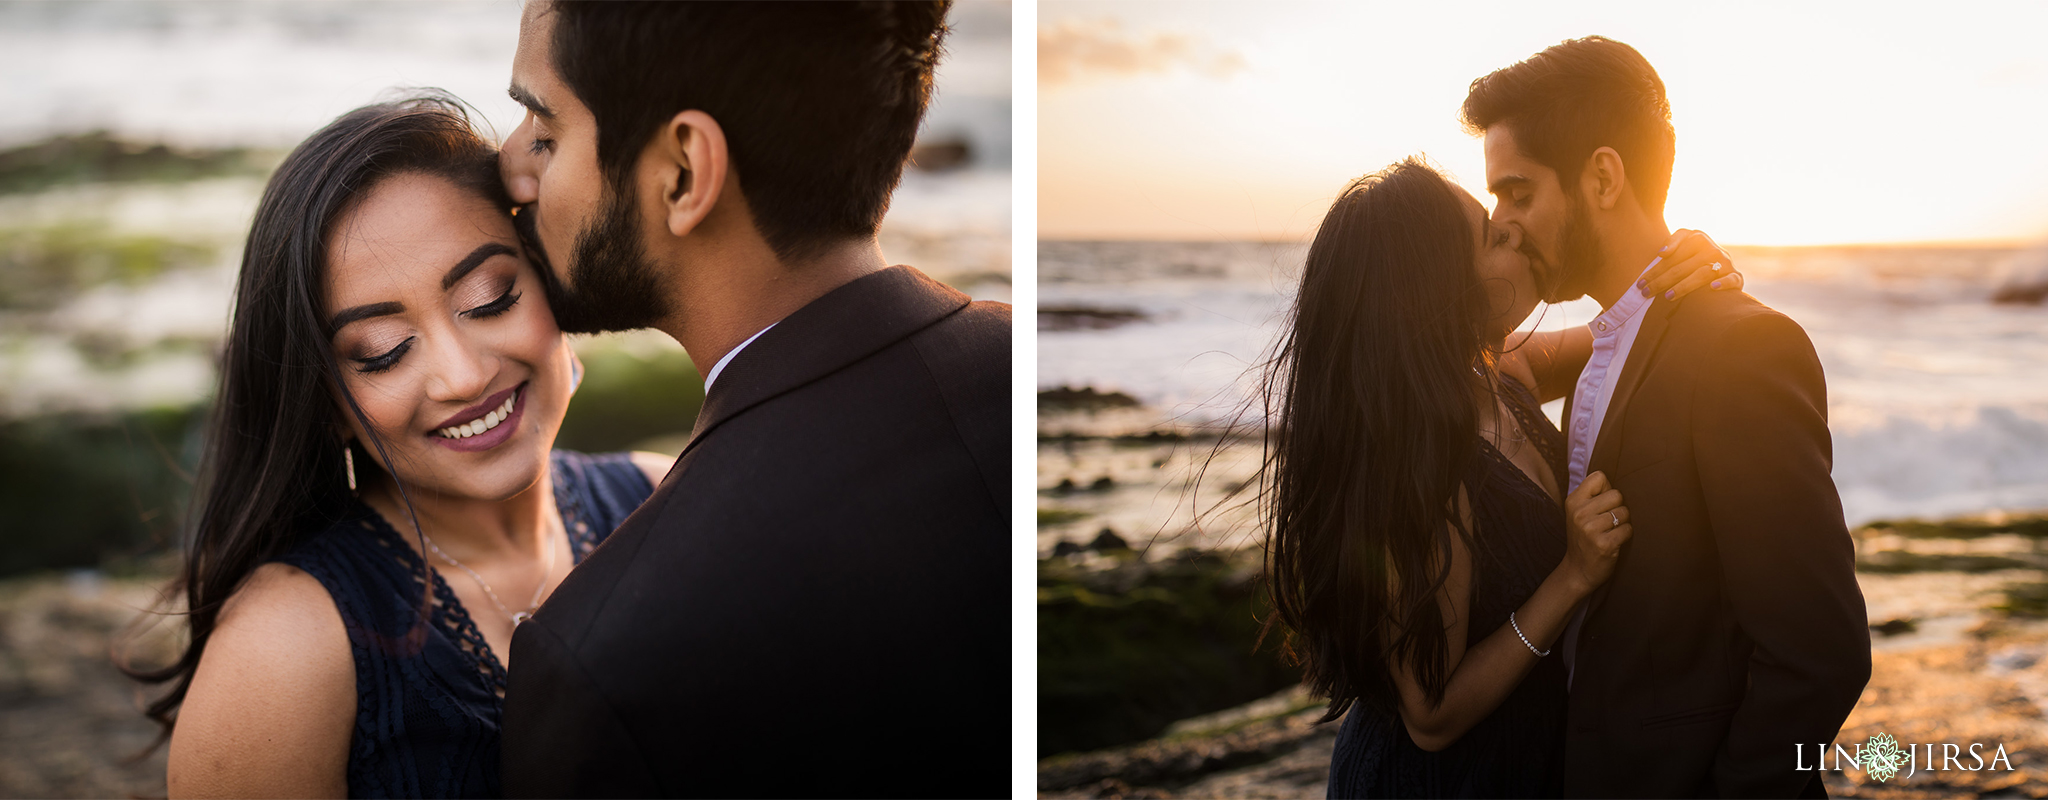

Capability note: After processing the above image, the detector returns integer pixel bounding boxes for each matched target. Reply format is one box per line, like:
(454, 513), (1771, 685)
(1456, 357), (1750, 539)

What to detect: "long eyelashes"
(355, 337), (414, 374)
(351, 288), (521, 374)
(527, 137), (554, 156)
(465, 288), (522, 319)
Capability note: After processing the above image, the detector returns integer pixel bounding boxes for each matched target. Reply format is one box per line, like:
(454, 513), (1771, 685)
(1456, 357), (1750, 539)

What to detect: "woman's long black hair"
(124, 92), (512, 741)
(1259, 157), (1498, 723)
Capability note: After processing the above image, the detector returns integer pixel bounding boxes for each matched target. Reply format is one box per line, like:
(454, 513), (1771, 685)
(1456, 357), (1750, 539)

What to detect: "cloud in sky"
(1039, 18), (1246, 87)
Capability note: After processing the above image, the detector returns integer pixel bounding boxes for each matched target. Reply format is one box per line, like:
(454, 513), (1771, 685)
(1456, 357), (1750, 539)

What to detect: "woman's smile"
(431, 381), (528, 452)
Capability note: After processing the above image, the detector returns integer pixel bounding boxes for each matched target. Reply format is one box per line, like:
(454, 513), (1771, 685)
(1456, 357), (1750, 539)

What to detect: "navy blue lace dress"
(273, 450), (657, 799)
(1326, 375), (1571, 798)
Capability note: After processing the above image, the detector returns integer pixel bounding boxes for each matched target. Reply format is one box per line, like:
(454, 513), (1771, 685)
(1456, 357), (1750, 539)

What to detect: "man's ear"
(1579, 146), (1629, 212)
(648, 109), (729, 239)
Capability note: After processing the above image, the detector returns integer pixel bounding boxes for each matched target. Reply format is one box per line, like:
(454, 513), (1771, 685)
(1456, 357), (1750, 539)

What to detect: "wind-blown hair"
(124, 92), (510, 741)
(1460, 35), (1675, 216)
(1259, 157), (1496, 722)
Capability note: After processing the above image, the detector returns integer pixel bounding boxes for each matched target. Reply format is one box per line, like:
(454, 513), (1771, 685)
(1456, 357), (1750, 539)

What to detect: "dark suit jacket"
(500, 266), (1010, 798)
(1562, 289), (1869, 798)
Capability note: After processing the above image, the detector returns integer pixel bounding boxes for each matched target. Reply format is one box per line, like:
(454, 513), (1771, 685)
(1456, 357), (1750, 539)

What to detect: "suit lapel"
(681, 265), (970, 455)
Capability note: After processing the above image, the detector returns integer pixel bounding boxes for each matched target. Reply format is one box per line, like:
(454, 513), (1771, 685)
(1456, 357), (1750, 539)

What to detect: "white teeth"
(438, 388), (520, 440)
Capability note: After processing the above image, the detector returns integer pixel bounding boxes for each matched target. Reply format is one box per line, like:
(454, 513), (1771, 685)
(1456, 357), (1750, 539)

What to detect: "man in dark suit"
(493, 3), (1008, 796)
(1465, 37), (1870, 797)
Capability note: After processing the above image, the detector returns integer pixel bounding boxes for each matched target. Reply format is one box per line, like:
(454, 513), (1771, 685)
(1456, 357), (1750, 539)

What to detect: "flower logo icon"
(1864, 733), (1908, 783)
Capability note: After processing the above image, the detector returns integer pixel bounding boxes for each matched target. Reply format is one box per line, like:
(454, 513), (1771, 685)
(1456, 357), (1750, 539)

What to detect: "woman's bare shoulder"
(168, 562), (353, 798)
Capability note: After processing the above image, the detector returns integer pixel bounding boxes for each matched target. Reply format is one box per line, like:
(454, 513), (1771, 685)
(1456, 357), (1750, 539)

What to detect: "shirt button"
(1576, 420), (1587, 430)
(1597, 321), (1608, 331)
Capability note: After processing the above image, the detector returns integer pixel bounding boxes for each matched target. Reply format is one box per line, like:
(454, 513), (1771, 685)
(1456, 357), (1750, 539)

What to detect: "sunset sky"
(1039, 1), (2048, 245)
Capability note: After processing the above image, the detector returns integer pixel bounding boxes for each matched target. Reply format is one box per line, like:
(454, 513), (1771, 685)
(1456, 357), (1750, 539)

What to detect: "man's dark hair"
(547, 1), (949, 262)
(1461, 35), (1675, 216)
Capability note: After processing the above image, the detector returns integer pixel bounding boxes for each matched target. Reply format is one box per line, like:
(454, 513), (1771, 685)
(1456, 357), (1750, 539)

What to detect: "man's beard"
(514, 181), (670, 335)
(1534, 194), (1604, 304)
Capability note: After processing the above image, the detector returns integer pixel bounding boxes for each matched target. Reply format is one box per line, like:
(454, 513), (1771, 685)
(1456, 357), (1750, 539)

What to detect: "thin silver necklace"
(420, 525), (559, 627)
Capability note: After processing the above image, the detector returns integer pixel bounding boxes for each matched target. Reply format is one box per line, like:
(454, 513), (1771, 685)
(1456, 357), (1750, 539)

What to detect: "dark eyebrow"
(329, 301), (404, 334)
(444, 242), (517, 290)
(508, 83), (554, 119)
(1486, 175), (1531, 197)
(328, 243), (513, 334)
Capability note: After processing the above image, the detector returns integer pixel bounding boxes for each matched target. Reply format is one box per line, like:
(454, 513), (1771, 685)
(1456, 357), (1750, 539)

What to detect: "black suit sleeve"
(502, 620), (662, 798)
(1692, 312), (1871, 797)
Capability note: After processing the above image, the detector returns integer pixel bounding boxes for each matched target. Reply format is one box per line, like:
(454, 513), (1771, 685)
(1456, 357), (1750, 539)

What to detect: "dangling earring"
(344, 444), (358, 493)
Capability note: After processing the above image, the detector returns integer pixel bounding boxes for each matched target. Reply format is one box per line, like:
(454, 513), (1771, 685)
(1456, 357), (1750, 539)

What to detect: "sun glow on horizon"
(1039, 1), (2048, 247)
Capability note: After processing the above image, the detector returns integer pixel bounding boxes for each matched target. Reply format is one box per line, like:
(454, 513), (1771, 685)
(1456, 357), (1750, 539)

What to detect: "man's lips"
(433, 382), (522, 432)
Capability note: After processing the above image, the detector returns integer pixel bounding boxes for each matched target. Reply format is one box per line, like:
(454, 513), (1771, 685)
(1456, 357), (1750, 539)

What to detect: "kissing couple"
(1257, 36), (1872, 798)
(128, 3), (1009, 798)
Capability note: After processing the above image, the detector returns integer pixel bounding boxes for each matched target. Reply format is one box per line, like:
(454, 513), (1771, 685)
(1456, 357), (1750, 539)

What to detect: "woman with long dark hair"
(1258, 157), (1740, 797)
(126, 95), (669, 798)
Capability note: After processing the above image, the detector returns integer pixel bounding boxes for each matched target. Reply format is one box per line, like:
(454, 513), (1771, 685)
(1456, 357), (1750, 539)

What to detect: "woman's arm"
(1388, 472), (1631, 751)
(1504, 327), (1594, 404)
(630, 450), (677, 488)
(168, 562), (354, 799)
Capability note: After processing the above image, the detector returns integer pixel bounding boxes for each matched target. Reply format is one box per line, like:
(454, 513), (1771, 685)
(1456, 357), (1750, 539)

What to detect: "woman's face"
(323, 171), (575, 502)
(1463, 191), (1537, 339)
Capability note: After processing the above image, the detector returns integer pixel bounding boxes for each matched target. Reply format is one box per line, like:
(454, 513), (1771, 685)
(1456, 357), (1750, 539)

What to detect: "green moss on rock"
(1038, 548), (1299, 758)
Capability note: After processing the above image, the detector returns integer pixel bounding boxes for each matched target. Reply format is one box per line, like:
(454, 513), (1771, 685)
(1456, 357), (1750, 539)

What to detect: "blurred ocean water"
(1039, 239), (2048, 528)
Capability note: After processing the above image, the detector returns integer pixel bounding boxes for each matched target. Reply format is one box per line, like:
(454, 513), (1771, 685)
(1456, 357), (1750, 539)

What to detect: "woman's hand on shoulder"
(630, 450), (676, 487)
(168, 562), (352, 799)
(1638, 229), (1744, 301)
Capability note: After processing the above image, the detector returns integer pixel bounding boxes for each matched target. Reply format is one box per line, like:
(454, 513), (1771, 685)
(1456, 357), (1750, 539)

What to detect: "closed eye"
(464, 285), (522, 319)
(355, 337), (414, 374)
(527, 137), (554, 156)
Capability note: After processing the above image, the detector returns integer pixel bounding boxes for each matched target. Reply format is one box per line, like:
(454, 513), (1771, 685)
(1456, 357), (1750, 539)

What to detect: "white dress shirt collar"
(702, 322), (778, 393)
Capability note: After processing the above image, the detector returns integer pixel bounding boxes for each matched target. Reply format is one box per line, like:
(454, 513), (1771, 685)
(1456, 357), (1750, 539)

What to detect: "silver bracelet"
(1510, 611), (1550, 657)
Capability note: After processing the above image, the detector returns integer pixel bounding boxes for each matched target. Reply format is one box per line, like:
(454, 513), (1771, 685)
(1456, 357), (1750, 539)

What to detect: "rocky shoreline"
(0, 569), (178, 798)
(1035, 513), (2048, 799)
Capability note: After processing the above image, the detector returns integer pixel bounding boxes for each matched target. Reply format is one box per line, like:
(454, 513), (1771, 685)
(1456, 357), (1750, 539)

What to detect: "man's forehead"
(1481, 127), (1553, 190)
(513, 1), (562, 75)
(1483, 128), (1529, 171)
(509, 5), (564, 118)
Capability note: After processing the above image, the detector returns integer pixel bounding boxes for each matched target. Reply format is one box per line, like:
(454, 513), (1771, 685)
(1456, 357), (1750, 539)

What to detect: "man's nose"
(500, 121), (541, 206)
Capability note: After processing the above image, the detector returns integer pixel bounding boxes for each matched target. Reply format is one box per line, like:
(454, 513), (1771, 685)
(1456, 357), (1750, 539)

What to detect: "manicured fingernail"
(1711, 280), (1721, 288)
(1637, 278), (1647, 288)
(1664, 290), (1675, 299)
